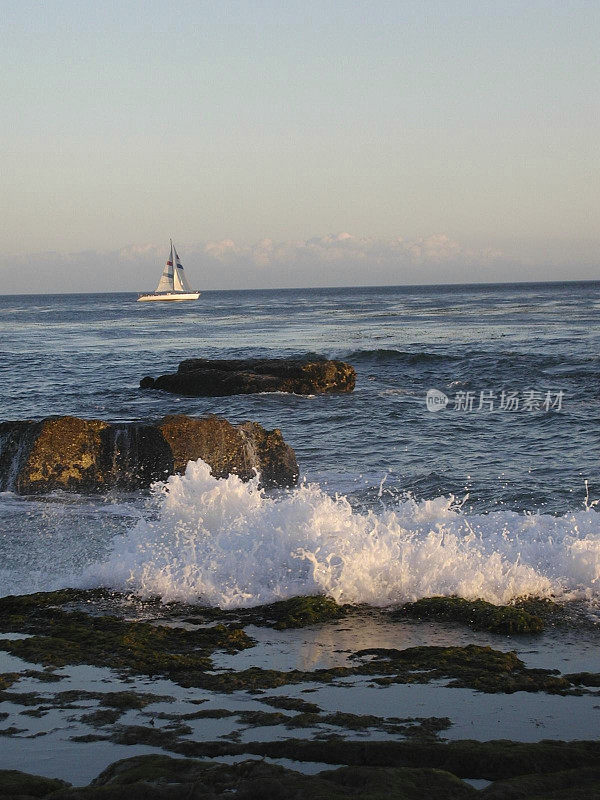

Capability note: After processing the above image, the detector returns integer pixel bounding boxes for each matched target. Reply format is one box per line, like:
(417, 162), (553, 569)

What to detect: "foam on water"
(86, 459), (600, 609)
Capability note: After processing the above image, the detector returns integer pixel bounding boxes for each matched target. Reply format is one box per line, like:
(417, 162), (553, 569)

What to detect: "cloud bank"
(0, 231), (572, 294)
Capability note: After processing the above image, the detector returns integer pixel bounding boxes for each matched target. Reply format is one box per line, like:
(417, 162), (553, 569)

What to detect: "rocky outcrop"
(0, 415), (298, 494)
(140, 356), (356, 396)
(157, 415), (297, 487)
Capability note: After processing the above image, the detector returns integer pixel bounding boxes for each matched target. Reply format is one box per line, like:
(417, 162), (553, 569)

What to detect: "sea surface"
(0, 281), (599, 609)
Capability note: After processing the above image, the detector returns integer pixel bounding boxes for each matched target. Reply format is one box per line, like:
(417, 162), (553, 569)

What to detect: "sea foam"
(88, 458), (600, 608)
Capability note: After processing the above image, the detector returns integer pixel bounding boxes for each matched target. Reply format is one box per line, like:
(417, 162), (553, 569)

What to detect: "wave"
(85, 459), (600, 609)
(345, 349), (456, 364)
(343, 348), (600, 372)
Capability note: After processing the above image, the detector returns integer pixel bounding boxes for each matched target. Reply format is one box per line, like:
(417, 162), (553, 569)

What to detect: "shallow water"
(1, 611), (599, 784)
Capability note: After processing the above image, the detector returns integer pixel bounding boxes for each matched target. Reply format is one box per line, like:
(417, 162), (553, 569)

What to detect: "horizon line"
(2, 277), (599, 298)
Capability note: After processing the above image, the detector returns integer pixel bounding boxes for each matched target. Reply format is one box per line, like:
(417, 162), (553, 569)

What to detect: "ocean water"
(0, 281), (599, 607)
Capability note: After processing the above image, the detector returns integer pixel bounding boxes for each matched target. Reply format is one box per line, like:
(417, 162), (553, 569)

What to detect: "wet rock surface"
(0, 414), (298, 493)
(1, 591), (600, 799)
(140, 355), (356, 396)
(0, 591), (594, 695)
(4, 749), (600, 799)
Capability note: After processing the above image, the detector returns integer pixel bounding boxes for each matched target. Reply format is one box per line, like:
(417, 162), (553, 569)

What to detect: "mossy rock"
(88, 754), (476, 799)
(398, 597), (545, 634)
(0, 768), (70, 796)
(0, 592), (254, 677)
(246, 596), (347, 629)
(236, 738), (600, 781)
(481, 765), (600, 799)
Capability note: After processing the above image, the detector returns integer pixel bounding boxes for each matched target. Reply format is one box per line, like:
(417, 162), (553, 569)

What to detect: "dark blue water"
(1, 281), (598, 514)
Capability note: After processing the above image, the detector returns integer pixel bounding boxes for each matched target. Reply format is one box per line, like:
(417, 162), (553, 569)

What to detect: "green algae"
(97, 691), (173, 710)
(261, 694), (323, 713)
(81, 708), (124, 727)
(85, 754), (477, 800)
(563, 672), (600, 687)
(398, 596), (545, 634)
(0, 672), (19, 689)
(6, 744), (600, 798)
(184, 594), (347, 630)
(141, 707), (450, 739)
(480, 766), (600, 799)
(0, 593), (254, 676)
(76, 739), (600, 785)
(226, 738), (600, 781)
(0, 590), (588, 697)
(245, 595), (347, 629)
(0, 768), (69, 796)
(0, 668), (62, 691)
(352, 644), (574, 694)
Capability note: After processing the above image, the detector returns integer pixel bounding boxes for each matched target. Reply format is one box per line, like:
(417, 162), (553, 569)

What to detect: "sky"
(1, 0), (599, 292)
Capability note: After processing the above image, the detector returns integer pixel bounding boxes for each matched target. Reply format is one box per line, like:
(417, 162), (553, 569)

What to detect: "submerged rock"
(0, 414), (298, 494)
(141, 355), (356, 396)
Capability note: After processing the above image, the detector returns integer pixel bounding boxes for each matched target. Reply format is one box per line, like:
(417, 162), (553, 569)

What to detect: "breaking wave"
(87, 459), (600, 609)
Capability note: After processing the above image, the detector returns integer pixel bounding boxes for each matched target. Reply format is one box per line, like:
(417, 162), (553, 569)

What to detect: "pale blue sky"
(2, 1), (599, 291)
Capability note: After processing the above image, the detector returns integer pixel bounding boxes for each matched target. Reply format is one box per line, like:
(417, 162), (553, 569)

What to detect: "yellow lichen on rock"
(19, 416), (109, 493)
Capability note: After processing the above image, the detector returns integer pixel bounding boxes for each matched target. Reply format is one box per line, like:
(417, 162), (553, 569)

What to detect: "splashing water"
(86, 459), (600, 608)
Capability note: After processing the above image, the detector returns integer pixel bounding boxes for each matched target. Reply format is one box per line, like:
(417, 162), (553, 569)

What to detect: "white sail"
(155, 244), (175, 293)
(173, 245), (192, 292)
(138, 239), (200, 302)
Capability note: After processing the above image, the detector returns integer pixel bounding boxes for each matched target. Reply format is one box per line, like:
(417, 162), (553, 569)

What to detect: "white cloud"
(198, 232), (503, 271)
(5, 231), (578, 294)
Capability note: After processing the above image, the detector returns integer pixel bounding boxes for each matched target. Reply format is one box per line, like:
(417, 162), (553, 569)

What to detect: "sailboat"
(137, 241), (201, 302)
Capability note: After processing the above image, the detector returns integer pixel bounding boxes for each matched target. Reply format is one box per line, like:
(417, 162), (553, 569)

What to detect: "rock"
(0, 768), (70, 796)
(17, 416), (111, 494)
(12, 416), (173, 494)
(0, 415), (298, 494)
(158, 415), (298, 487)
(141, 356), (356, 396)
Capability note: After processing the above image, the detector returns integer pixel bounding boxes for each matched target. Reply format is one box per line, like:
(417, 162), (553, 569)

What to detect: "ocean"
(1, 280), (600, 787)
(0, 281), (599, 607)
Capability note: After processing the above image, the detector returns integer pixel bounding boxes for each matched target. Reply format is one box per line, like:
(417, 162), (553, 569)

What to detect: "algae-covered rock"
(236, 738), (600, 781)
(0, 592), (255, 677)
(0, 768), (70, 796)
(244, 596), (347, 629)
(87, 754), (477, 799)
(398, 596), (545, 634)
(563, 671), (600, 687)
(481, 765), (600, 799)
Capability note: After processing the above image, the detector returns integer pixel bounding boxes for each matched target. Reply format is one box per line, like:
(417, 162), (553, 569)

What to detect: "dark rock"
(0, 415), (298, 494)
(0, 768), (70, 796)
(87, 754), (477, 799)
(142, 356), (356, 396)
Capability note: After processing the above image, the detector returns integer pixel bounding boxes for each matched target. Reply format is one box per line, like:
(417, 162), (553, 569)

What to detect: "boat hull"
(137, 292), (201, 302)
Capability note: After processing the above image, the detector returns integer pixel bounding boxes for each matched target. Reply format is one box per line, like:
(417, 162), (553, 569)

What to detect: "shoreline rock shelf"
(140, 356), (356, 396)
(0, 414), (298, 494)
